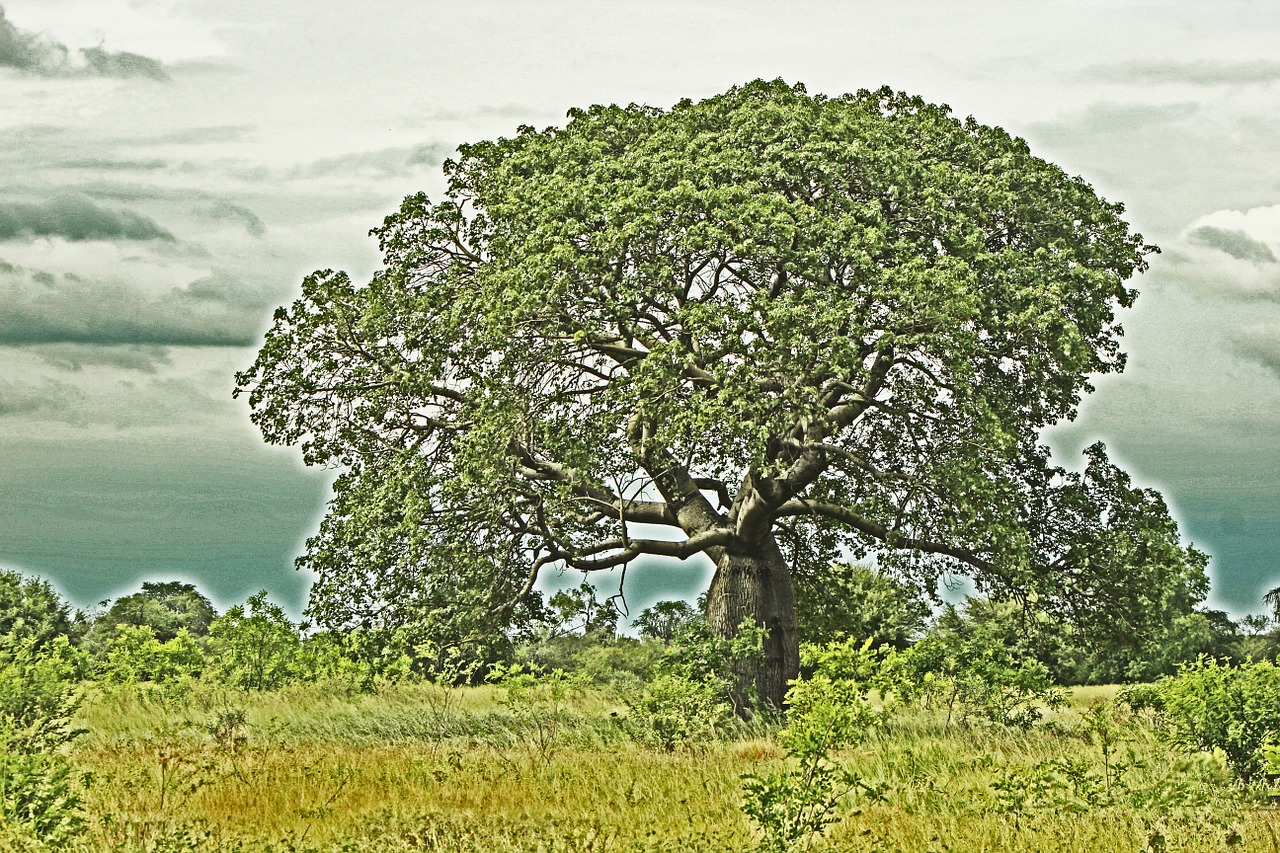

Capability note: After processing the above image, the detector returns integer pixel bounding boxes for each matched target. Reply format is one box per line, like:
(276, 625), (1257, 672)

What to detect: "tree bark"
(704, 533), (799, 714)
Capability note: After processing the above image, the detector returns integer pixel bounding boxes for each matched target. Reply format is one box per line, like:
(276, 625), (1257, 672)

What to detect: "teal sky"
(2, 1), (1280, 619)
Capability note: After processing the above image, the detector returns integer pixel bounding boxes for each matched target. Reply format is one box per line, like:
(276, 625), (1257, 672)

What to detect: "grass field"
(26, 679), (1276, 852)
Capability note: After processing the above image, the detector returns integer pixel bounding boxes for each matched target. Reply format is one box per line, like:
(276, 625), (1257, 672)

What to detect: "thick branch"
(508, 441), (681, 526)
(551, 528), (739, 573)
(775, 499), (993, 571)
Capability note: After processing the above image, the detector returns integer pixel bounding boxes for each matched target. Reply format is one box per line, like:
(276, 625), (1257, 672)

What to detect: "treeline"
(1, 563), (1277, 696)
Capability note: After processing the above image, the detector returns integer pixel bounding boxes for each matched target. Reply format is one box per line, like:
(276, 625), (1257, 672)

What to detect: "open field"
(27, 681), (1277, 852)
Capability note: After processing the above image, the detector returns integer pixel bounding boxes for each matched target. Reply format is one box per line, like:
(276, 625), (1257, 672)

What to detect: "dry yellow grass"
(47, 682), (1280, 852)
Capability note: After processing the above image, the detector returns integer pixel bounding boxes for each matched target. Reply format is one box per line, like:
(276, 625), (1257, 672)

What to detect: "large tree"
(236, 80), (1204, 707)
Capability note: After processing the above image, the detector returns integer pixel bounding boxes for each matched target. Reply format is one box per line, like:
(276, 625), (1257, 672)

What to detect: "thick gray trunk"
(704, 534), (799, 713)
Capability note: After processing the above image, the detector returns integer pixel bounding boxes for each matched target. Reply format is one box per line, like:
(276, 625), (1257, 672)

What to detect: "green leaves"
(1154, 658), (1280, 783)
(237, 78), (1186, 662)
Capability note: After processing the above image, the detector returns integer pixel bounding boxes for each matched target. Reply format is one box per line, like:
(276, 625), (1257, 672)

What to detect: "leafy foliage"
(621, 619), (768, 746)
(0, 570), (83, 653)
(0, 639), (87, 848)
(901, 602), (1065, 728)
(633, 599), (701, 643)
(741, 640), (885, 852)
(236, 79), (1195, 706)
(97, 624), (205, 684)
(207, 591), (304, 691)
(1152, 657), (1280, 783)
(88, 581), (216, 648)
(792, 562), (929, 648)
(543, 579), (620, 638)
(623, 671), (729, 752)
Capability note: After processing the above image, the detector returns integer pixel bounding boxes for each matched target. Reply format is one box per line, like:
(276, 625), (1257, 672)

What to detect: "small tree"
(634, 600), (701, 642)
(207, 591), (303, 691)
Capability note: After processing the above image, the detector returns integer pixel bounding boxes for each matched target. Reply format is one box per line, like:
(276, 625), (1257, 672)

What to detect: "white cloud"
(1160, 204), (1280, 301)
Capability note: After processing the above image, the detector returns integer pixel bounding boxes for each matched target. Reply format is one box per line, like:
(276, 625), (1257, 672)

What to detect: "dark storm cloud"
(1188, 226), (1278, 263)
(0, 195), (173, 242)
(79, 45), (167, 81)
(1028, 101), (1200, 146)
(1231, 328), (1280, 379)
(0, 377), (83, 419)
(59, 157), (170, 172)
(30, 343), (172, 374)
(0, 5), (68, 72)
(150, 126), (255, 145)
(289, 143), (450, 180)
(1084, 59), (1280, 86)
(0, 267), (276, 347)
(196, 201), (265, 237)
(0, 6), (168, 80)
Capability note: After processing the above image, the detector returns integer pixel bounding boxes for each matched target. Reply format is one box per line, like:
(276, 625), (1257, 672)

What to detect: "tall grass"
(52, 682), (1280, 852)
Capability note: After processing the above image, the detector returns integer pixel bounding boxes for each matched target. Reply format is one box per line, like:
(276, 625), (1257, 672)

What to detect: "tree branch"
(775, 499), (992, 571)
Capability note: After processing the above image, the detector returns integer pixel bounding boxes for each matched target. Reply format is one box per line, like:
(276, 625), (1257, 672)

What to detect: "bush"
(98, 624), (205, 684)
(1154, 657), (1280, 783)
(0, 638), (87, 847)
(517, 633), (664, 688)
(208, 591), (304, 691)
(624, 672), (729, 752)
(741, 640), (885, 852)
(902, 606), (1064, 728)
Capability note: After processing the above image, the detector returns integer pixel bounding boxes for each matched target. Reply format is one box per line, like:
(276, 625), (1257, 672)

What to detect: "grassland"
(26, 679), (1276, 853)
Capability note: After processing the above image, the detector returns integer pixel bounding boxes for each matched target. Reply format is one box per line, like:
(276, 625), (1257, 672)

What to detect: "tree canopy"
(236, 80), (1205, 706)
(88, 581), (216, 646)
(0, 569), (82, 653)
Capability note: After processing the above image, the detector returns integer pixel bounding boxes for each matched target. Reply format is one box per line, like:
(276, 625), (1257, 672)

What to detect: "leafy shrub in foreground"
(624, 672), (729, 752)
(1154, 657), (1280, 783)
(741, 640), (885, 852)
(901, 605), (1065, 728)
(0, 638), (87, 848)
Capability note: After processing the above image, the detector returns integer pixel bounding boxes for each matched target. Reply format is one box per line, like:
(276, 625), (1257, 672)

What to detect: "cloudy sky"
(3, 0), (1280, 620)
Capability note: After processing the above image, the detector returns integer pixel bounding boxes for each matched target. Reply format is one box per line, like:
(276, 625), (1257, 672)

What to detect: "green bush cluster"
(1140, 657), (1280, 783)
(0, 638), (87, 848)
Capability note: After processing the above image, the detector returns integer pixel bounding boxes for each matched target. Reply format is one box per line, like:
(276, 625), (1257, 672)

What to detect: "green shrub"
(98, 624), (205, 684)
(741, 640), (885, 852)
(0, 638), (84, 754)
(624, 672), (729, 752)
(208, 591), (305, 691)
(902, 611), (1065, 728)
(1154, 657), (1280, 783)
(0, 638), (87, 848)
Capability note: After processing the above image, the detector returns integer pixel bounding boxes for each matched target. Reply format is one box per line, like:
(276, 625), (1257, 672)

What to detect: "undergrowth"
(22, 676), (1271, 853)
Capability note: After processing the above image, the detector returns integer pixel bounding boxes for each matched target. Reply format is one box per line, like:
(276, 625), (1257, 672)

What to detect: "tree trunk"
(704, 533), (799, 714)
